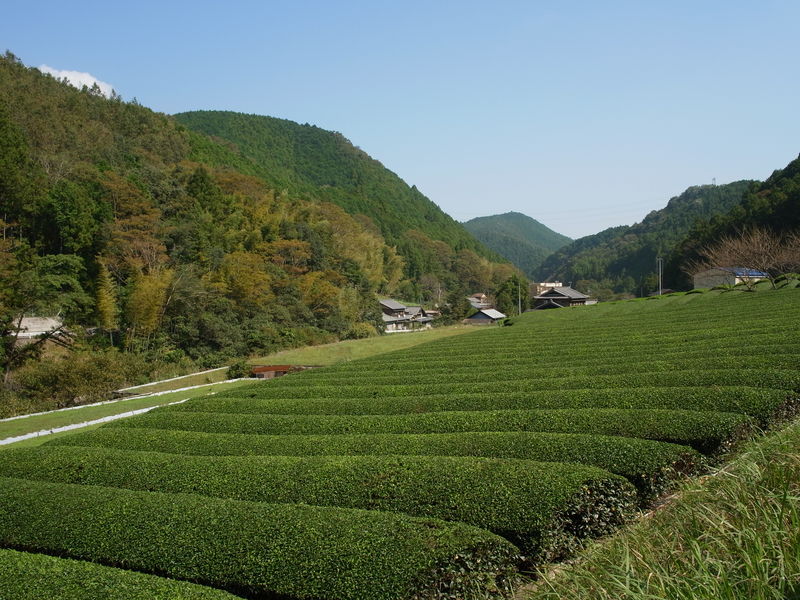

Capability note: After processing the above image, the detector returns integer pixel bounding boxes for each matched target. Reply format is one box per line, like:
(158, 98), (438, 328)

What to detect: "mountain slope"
(173, 111), (500, 260)
(539, 181), (754, 297)
(666, 154), (800, 288)
(463, 212), (571, 279)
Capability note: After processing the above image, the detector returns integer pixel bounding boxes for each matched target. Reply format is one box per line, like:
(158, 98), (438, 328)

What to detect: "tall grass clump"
(527, 418), (800, 600)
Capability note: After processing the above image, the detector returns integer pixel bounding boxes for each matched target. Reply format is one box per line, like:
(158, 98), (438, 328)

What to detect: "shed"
(464, 308), (506, 324)
(250, 365), (294, 379)
(693, 267), (768, 289)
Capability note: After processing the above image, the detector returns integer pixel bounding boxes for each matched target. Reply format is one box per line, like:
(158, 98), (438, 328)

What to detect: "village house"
(693, 267), (768, 289)
(467, 293), (492, 310)
(529, 281), (563, 297)
(379, 299), (434, 333)
(463, 308), (506, 325)
(532, 286), (595, 309)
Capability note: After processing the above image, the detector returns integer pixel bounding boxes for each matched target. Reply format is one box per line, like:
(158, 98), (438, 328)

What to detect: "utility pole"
(517, 279), (522, 315)
(657, 256), (663, 296)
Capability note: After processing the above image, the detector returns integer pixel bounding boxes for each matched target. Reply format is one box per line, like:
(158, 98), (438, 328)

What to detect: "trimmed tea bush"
(170, 386), (791, 425)
(48, 428), (703, 500)
(120, 408), (752, 454)
(0, 477), (519, 600)
(0, 447), (636, 562)
(0, 548), (239, 599)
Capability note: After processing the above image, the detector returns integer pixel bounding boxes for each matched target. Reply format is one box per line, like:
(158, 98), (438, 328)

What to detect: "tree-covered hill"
(0, 52), (516, 415)
(538, 181), (753, 298)
(173, 111), (503, 263)
(665, 154), (800, 288)
(463, 212), (571, 279)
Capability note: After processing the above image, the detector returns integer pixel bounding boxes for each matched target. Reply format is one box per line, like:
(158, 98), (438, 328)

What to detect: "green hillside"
(1, 284), (797, 598)
(539, 181), (753, 298)
(463, 212), (572, 279)
(0, 52), (521, 416)
(173, 111), (504, 264)
(666, 154), (800, 288)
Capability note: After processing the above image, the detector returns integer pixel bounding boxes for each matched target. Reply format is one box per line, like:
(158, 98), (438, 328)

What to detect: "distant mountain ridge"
(539, 180), (754, 297)
(462, 212), (572, 279)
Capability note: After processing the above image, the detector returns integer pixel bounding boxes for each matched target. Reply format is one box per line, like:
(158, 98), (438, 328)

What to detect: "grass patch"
(0, 380), (253, 447)
(247, 324), (475, 366)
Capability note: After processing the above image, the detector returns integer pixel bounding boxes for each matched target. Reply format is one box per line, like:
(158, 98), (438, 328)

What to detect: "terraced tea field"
(0, 288), (798, 599)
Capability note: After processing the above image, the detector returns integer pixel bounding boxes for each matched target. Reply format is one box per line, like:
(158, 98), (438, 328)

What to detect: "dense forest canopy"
(463, 212), (572, 279)
(0, 52), (516, 415)
(666, 154), (800, 287)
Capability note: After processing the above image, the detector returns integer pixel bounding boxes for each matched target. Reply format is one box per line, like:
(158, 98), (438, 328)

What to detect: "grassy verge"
(0, 380), (254, 448)
(525, 418), (800, 600)
(118, 368), (231, 395)
(248, 324), (474, 366)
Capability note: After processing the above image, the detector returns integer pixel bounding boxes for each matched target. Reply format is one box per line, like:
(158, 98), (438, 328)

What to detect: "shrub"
(225, 360), (250, 379)
(0, 447), (636, 563)
(0, 477), (519, 600)
(0, 548), (239, 599)
(122, 408), (753, 455)
(48, 428), (703, 501)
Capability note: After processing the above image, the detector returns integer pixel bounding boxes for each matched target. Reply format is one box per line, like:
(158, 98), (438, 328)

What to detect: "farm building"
(693, 267), (768, 289)
(532, 286), (594, 309)
(250, 365), (294, 379)
(464, 308), (506, 324)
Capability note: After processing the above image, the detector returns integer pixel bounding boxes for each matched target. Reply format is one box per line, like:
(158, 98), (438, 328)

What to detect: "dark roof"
(535, 286), (588, 300)
(379, 298), (406, 311)
(466, 309), (506, 320)
(251, 365), (293, 373)
(723, 267), (769, 277)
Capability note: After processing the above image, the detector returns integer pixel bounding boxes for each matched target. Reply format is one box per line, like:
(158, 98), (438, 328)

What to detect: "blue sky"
(3, 1), (799, 238)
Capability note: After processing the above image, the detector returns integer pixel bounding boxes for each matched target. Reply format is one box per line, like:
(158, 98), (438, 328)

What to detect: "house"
(530, 281), (563, 297)
(379, 299), (434, 333)
(463, 308), (506, 324)
(14, 316), (63, 339)
(693, 267), (768, 289)
(532, 286), (593, 309)
(467, 293), (492, 309)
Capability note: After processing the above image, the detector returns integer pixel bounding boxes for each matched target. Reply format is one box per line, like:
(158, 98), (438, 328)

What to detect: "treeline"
(666, 154), (800, 287)
(0, 52), (513, 415)
(539, 181), (753, 298)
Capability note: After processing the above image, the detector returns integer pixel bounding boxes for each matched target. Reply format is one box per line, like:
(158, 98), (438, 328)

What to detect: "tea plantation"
(0, 287), (798, 599)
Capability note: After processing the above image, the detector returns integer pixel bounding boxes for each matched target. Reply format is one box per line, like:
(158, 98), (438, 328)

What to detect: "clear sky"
(3, 1), (799, 239)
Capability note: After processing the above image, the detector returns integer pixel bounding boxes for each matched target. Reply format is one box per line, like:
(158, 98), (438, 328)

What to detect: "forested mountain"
(0, 52), (514, 414)
(539, 181), (753, 298)
(172, 111), (506, 284)
(666, 154), (800, 288)
(463, 212), (571, 279)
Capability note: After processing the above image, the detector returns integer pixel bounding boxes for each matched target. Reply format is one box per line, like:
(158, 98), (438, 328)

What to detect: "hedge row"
(0, 477), (519, 600)
(261, 357), (798, 387)
(173, 387), (791, 424)
(49, 428), (703, 500)
(122, 408), (752, 455)
(0, 447), (636, 562)
(0, 548), (239, 600)
(224, 369), (800, 400)
(321, 343), (800, 374)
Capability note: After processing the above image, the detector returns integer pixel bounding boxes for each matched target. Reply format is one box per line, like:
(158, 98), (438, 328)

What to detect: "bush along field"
(0, 286), (798, 599)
